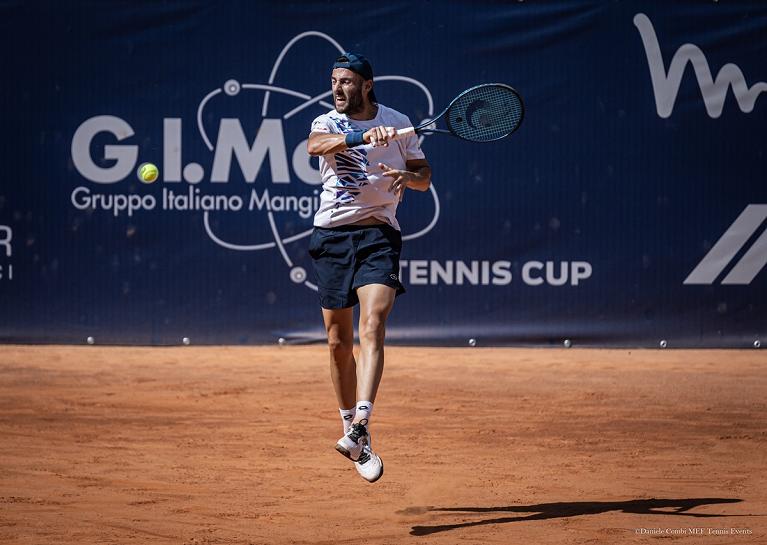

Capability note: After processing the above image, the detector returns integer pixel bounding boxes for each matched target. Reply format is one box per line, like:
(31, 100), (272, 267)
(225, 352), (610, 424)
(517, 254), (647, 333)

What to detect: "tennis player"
(307, 53), (431, 483)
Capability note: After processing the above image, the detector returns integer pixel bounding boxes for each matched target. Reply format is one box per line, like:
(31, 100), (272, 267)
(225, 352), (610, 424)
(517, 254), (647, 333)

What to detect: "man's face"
(331, 68), (368, 115)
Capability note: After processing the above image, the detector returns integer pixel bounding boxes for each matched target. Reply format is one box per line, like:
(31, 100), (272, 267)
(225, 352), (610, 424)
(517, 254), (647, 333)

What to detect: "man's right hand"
(364, 126), (398, 147)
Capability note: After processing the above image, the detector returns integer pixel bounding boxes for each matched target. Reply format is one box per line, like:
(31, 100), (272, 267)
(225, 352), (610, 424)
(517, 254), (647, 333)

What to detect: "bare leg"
(354, 283), (396, 419)
(322, 307), (357, 409)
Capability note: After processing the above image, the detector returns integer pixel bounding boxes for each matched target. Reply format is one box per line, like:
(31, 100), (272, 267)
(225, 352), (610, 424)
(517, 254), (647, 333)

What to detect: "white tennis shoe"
(335, 422), (369, 461)
(354, 440), (384, 483)
(336, 421), (384, 482)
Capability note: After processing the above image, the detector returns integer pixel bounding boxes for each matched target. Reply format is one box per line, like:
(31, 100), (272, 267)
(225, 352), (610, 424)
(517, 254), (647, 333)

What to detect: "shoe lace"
(356, 448), (371, 464)
(347, 423), (368, 444)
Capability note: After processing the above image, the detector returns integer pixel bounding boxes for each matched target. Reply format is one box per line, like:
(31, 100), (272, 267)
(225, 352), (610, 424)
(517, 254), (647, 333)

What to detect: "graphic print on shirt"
(329, 117), (369, 206)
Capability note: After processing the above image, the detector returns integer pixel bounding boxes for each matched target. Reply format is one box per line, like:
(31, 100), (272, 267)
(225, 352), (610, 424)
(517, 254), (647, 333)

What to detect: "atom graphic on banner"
(195, 32), (440, 291)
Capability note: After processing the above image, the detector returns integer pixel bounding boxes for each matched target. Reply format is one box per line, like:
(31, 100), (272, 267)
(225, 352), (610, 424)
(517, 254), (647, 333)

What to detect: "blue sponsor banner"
(0, 1), (765, 346)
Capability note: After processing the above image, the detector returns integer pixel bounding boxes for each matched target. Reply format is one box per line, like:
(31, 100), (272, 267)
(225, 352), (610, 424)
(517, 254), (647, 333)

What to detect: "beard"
(335, 88), (365, 115)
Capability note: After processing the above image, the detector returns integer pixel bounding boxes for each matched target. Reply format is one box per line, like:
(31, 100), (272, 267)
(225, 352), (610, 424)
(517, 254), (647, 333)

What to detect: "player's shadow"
(403, 498), (745, 536)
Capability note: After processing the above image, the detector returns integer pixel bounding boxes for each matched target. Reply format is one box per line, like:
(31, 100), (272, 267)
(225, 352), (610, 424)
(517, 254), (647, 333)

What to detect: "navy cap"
(333, 52), (374, 81)
(333, 52), (377, 104)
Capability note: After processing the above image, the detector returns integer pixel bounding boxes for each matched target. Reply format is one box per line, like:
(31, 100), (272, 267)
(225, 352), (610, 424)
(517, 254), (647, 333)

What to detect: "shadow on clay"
(400, 497), (749, 536)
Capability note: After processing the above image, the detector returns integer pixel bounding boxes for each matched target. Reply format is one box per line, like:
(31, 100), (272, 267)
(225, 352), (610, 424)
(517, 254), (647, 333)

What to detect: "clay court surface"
(0, 346), (765, 544)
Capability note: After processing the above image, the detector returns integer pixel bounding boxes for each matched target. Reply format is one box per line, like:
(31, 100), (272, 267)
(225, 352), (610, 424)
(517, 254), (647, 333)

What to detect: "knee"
(327, 336), (353, 361)
(359, 315), (386, 345)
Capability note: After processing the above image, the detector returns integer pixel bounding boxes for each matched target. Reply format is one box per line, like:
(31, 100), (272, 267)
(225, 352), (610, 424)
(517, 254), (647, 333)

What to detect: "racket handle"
(393, 127), (416, 140)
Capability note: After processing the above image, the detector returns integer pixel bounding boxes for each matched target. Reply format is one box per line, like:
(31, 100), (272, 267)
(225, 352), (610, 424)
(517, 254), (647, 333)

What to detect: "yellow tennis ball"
(138, 162), (159, 183)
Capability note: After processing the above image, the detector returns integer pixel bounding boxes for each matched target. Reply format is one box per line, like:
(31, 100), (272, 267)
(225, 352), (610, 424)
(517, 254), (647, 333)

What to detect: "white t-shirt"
(310, 104), (426, 230)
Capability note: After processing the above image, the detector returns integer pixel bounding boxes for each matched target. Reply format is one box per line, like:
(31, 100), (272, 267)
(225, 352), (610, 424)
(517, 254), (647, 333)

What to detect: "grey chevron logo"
(684, 205), (767, 285)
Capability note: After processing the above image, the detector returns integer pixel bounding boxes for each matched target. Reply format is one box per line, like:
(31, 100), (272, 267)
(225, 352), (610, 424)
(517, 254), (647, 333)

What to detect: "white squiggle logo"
(634, 12), (767, 118)
(199, 31), (440, 291)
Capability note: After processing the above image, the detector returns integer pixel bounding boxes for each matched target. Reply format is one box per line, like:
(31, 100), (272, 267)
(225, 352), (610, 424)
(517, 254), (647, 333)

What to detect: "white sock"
(339, 408), (356, 433)
(355, 401), (373, 426)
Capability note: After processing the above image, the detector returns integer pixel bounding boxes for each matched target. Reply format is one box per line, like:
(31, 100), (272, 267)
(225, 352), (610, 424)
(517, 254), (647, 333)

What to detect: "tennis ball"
(138, 162), (159, 183)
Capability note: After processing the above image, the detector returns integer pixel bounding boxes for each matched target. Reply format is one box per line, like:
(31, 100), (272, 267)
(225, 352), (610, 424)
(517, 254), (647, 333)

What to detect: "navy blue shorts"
(308, 223), (406, 309)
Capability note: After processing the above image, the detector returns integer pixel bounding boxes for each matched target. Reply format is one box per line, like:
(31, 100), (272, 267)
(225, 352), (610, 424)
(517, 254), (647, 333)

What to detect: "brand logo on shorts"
(389, 273), (399, 281)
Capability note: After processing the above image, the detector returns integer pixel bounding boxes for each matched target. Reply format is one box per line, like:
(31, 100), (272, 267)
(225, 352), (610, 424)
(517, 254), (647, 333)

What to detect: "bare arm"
(404, 158), (431, 192)
(307, 126), (398, 157)
(378, 158), (432, 198)
(307, 132), (351, 156)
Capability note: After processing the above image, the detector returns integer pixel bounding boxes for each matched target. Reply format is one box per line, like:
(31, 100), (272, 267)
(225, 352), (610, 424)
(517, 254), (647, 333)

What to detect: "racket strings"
(447, 85), (523, 142)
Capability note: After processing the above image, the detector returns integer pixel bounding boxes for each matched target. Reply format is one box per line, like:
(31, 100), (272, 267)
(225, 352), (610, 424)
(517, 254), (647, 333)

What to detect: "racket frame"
(395, 83), (525, 142)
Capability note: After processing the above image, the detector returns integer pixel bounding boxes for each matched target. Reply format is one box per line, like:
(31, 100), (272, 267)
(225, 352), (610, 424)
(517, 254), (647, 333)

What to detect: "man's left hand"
(378, 162), (414, 199)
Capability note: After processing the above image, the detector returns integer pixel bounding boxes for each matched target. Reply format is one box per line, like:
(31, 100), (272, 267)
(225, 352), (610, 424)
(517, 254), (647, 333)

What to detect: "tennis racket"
(394, 83), (524, 142)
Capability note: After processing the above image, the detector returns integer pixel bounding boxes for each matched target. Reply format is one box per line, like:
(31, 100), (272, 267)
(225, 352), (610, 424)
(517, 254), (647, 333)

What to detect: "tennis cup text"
(399, 260), (592, 286)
